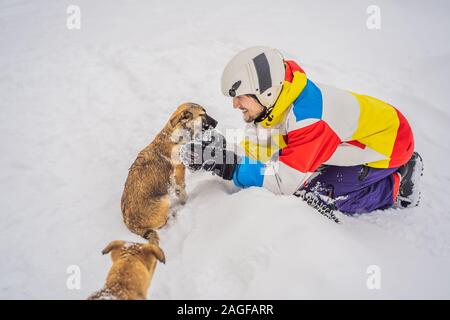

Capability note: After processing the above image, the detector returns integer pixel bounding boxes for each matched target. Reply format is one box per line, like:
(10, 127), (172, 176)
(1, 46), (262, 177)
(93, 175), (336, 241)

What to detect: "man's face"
(232, 95), (265, 123)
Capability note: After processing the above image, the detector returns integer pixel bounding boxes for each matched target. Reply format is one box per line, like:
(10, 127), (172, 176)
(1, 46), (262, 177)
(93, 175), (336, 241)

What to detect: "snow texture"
(0, 0), (449, 299)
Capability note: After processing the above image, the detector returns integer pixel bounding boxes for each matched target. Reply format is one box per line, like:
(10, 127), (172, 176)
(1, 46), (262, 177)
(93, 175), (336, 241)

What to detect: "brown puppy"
(121, 102), (217, 239)
(88, 231), (165, 300)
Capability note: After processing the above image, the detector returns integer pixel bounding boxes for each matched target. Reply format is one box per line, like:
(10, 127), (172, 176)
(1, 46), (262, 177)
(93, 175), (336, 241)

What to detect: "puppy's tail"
(144, 229), (160, 244)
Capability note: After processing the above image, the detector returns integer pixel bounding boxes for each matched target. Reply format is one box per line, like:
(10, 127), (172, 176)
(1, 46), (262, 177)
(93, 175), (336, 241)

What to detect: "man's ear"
(142, 244), (166, 264)
(101, 240), (125, 255)
(170, 110), (193, 128)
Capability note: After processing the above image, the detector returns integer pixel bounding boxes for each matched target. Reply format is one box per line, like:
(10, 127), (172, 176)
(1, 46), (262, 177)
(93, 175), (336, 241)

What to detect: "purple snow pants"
(304, 165), (399, 214)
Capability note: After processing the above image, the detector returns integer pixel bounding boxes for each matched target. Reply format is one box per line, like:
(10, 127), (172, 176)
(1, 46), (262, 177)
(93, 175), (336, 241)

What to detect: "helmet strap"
(245, 94), (270, 124)
(254, 106), (272, 124)
(254, 86), (284, 125)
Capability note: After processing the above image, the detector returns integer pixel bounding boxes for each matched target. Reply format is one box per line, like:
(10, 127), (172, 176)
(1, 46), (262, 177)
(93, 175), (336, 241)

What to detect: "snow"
(1, 0), (449, 299)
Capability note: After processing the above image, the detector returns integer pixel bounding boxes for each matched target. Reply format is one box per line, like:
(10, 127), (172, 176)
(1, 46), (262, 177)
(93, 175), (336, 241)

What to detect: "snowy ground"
(1, 0), (450, 299)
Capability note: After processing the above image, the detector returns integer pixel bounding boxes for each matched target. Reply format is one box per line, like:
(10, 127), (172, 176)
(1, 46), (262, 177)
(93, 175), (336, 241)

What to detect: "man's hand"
(180, 130), (240, 180)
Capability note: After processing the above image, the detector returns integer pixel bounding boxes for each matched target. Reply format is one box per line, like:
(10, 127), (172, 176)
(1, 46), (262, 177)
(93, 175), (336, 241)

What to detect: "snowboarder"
(181, 46), (423, 216)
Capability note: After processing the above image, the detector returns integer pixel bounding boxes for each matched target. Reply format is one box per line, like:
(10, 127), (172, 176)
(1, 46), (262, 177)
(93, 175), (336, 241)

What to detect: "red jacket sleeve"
(279, 120), (341, 173)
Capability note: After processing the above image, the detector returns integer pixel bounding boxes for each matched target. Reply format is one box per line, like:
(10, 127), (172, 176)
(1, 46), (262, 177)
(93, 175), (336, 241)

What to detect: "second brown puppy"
(88, 231), (165, 300)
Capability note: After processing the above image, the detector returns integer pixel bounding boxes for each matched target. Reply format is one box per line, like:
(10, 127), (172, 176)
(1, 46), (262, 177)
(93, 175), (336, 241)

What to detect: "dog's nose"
(203, 114), (218, 130)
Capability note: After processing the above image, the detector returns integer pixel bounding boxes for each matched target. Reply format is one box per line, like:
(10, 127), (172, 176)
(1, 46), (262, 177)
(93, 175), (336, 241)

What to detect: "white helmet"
(221, 46), (285, 108)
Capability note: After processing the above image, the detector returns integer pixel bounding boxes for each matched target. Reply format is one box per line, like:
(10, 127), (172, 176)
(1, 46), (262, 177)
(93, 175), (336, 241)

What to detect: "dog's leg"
(173, 164), (187, 205)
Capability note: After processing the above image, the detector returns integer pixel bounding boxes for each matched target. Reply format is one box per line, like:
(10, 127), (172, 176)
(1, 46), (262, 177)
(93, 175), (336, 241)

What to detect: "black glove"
(180, 130), (240, 180)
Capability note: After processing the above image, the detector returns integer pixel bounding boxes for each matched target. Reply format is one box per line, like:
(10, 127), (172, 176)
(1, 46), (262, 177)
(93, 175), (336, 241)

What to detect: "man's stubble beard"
(244, 110), (264, 123)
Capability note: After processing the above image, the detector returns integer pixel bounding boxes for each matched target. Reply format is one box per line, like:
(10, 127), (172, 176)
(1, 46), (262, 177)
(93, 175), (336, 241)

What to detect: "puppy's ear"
(170, 110), (193, 127)
(101, 240), (125, 255)
(142, 244), (166, 264)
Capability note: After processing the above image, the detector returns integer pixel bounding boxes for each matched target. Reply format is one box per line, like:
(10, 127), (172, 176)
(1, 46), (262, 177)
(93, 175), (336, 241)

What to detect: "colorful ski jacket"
(232, 60), (414, 195)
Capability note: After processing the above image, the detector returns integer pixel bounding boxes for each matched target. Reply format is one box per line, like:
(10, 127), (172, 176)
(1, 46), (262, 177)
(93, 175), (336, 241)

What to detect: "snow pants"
(305, 165), (400, 214)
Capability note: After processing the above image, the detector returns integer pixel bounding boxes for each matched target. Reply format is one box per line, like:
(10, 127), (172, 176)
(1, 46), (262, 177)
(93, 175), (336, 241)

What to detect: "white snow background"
(1, 0), (449, 299)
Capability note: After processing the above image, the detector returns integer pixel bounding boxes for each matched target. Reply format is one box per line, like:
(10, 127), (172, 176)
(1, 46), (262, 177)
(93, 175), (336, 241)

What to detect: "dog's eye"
(182, 111), (193, 120)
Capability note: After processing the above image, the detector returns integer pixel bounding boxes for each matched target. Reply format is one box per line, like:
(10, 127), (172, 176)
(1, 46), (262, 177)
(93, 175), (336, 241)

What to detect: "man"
(181, 46), (423, 215)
